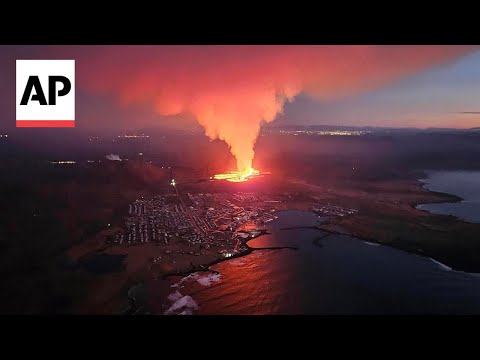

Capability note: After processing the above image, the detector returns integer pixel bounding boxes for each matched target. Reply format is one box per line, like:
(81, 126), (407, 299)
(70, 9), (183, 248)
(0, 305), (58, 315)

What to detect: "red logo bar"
(16, 120), (75, 128)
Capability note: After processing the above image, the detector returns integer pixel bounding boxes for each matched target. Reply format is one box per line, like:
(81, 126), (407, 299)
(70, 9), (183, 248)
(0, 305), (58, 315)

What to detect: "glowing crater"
(214, 168), (260, 182)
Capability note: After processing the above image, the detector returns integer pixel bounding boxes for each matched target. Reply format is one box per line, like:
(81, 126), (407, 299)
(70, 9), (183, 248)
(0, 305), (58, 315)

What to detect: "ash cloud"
(72, 46), (475, 173)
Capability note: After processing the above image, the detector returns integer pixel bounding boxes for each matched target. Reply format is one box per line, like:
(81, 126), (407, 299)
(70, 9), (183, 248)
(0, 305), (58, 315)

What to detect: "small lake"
(417, 170), (480, 223)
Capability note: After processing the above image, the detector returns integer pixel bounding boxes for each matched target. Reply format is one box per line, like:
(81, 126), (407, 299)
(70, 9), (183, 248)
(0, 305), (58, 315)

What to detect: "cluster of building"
(313, 204), (358, 217)
(108, 196), (187, 246)
(107, 192), (277, 249)
(188, 192), (276, 230)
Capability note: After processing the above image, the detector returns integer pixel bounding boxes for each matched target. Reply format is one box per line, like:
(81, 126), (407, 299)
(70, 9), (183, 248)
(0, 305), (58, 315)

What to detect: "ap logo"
(16, 60), (75, 128)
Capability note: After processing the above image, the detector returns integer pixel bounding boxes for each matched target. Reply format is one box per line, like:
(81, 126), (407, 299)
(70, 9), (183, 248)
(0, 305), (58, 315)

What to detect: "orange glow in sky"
(69, 45), (477, 170)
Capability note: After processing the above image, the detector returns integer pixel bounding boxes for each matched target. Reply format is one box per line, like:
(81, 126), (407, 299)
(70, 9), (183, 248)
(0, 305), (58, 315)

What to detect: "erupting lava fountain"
(213, 168), (261, 182)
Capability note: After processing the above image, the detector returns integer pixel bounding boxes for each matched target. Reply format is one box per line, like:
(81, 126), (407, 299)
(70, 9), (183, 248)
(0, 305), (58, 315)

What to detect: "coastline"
(127, 196), (480, 314)
(414, 176), (480, 224)
(414, 178), (464, 209)
(325, 177), (480, 273)
(113, 176), (480, 314)
(279, 222), (480, 275)
(124, 227), (299, 314)
(277, 178), (480, 274)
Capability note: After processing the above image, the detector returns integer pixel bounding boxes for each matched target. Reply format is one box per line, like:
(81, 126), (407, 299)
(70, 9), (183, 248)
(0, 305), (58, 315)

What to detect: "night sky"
(2, 45), (479, 131)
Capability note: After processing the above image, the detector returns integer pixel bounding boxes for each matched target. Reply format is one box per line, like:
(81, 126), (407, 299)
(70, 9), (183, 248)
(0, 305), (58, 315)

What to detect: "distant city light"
(170, 179), (176, 187)
(50, 161), (76, 164)
(276, 130), (371, 136)
(117, 134), (150, 138)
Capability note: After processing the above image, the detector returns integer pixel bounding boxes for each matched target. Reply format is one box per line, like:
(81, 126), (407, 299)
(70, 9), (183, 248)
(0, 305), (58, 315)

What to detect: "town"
(312, 204), (358, 217)
(106, 192), (280, 254)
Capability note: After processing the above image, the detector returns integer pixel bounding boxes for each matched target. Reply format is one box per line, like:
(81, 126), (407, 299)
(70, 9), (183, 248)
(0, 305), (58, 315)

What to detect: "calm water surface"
(418, 170), (480, 223)
(155, 210), (480, 315)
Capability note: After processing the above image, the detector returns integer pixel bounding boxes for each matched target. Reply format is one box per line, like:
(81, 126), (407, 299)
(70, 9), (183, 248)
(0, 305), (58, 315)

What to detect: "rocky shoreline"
(123, 228), (296, 314)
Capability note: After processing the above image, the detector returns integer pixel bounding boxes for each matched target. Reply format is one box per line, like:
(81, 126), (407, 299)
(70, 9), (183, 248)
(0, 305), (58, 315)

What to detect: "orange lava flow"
(214, 168), (260, 182)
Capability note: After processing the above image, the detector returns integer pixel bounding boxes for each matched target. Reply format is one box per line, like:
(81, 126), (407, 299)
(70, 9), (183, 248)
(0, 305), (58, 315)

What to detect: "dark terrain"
(1, 127), (480, 313)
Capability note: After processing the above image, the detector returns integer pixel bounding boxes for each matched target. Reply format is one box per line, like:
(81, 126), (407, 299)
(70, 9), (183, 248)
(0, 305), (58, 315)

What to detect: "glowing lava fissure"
(214, 168), (260, 182)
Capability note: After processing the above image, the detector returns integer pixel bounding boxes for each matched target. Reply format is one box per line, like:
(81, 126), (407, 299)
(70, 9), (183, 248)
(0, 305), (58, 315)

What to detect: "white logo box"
(16, 59), (75, 128)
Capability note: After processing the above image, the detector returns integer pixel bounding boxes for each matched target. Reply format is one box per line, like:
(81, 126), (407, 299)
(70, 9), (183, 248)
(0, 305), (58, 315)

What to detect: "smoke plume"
(106, 153), (122, 161)
(74, 46), (474, 173)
